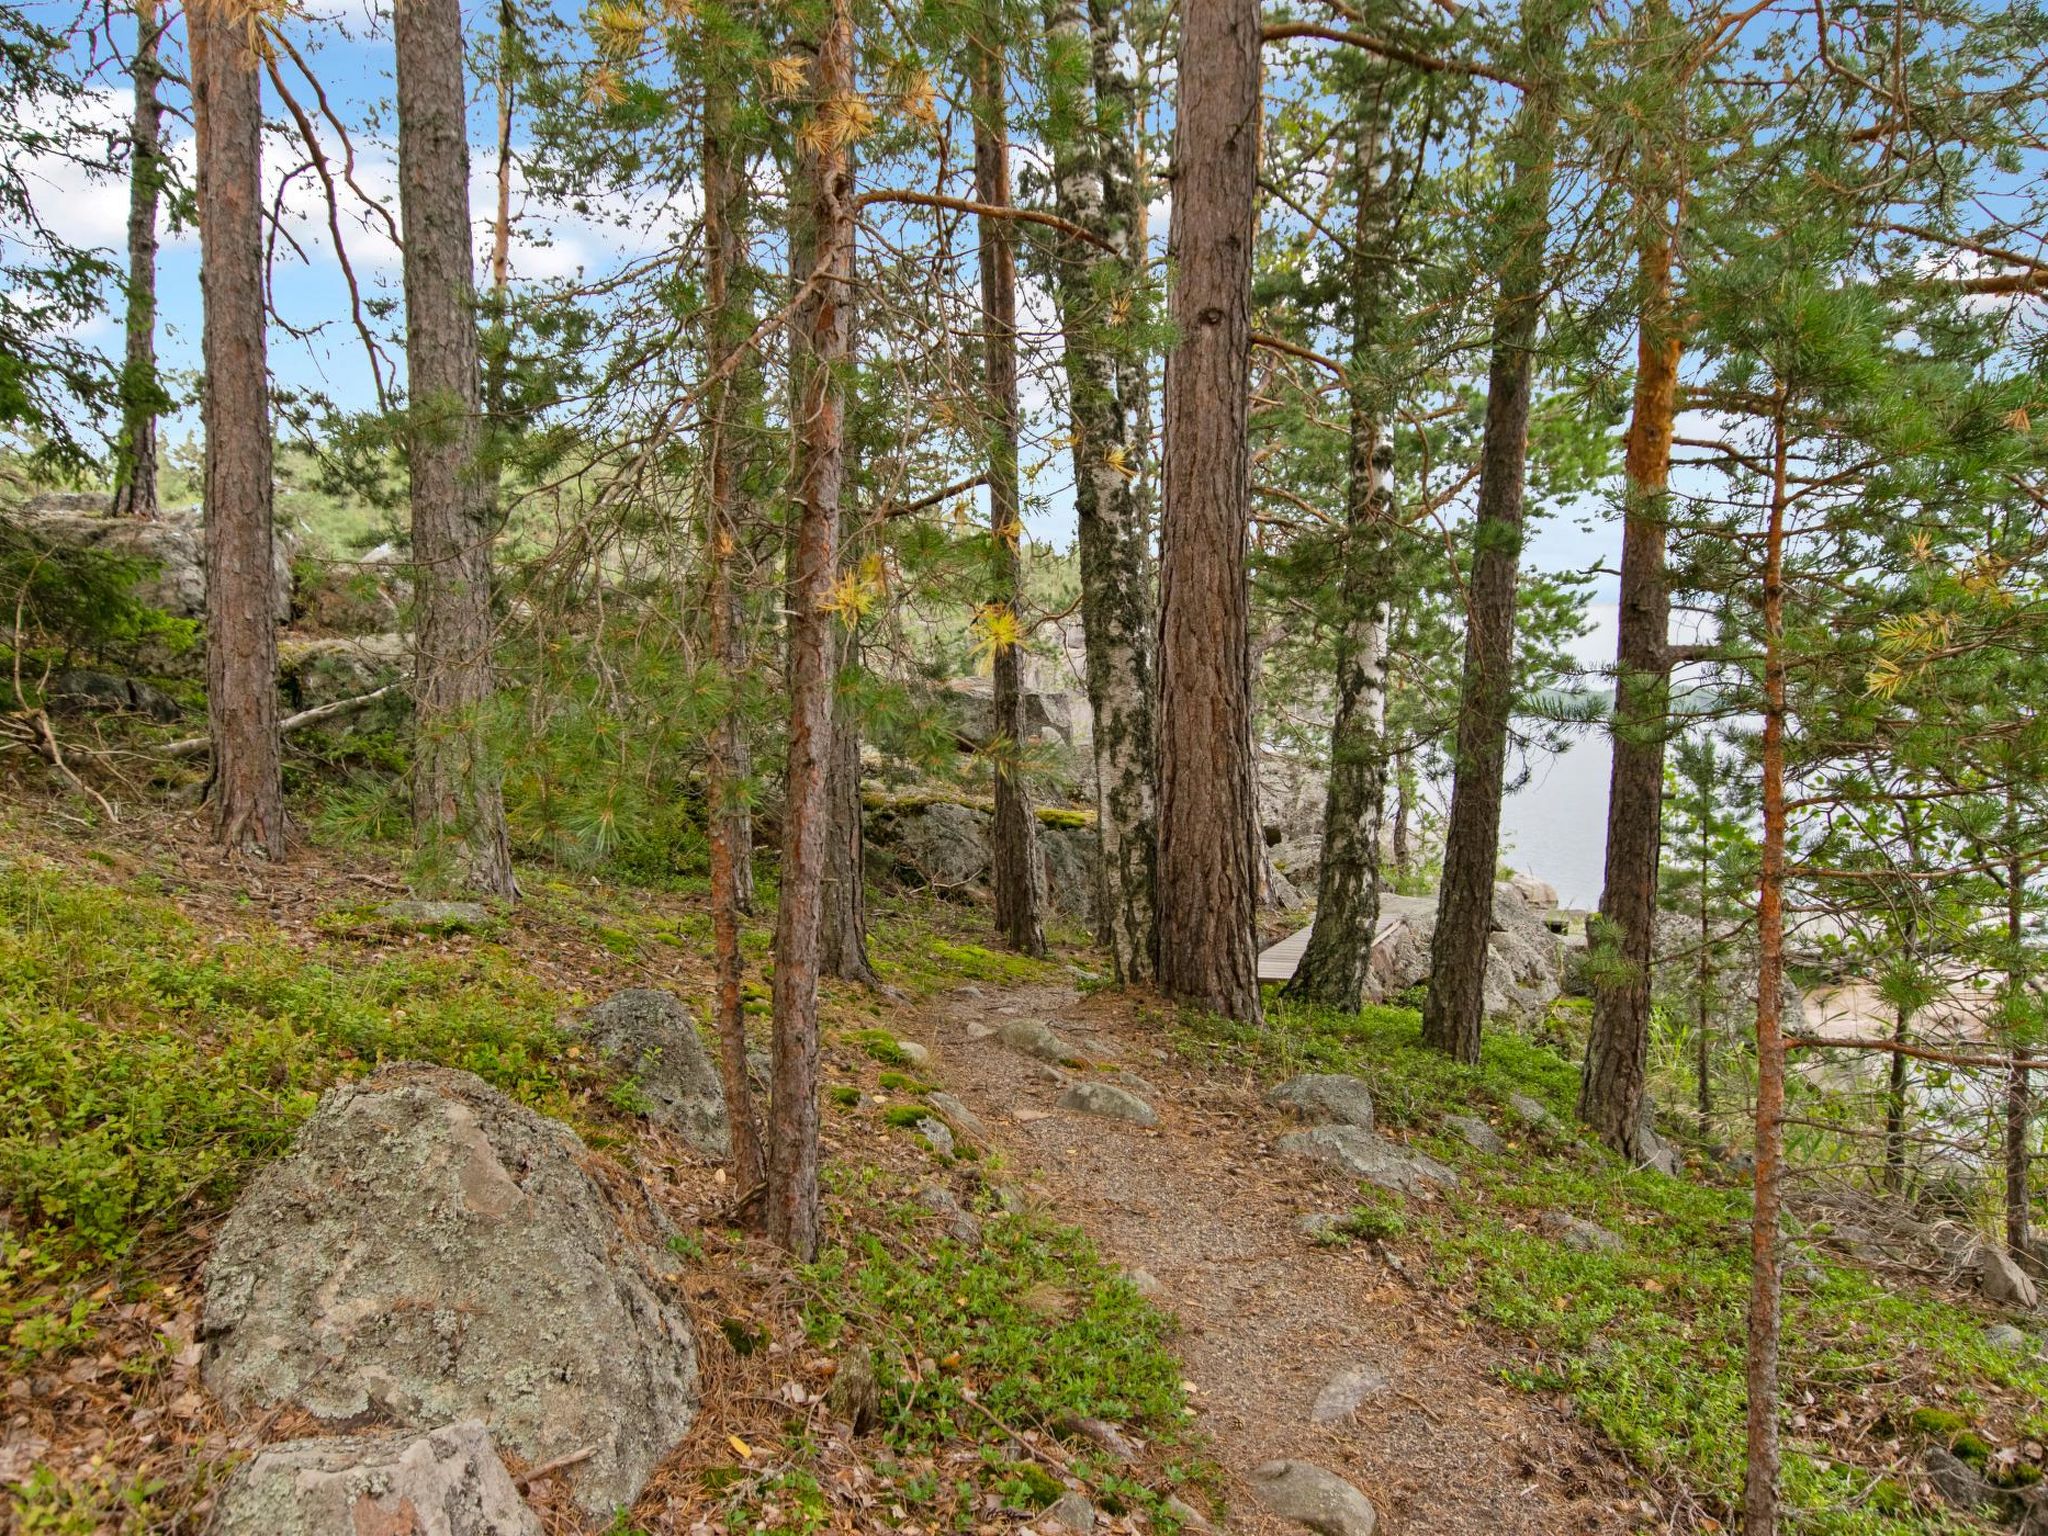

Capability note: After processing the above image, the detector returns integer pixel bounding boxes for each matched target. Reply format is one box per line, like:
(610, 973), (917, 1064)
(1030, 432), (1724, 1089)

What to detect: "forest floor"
(909, 978), (1642, 1535)
(4, 795), (2048, 1535)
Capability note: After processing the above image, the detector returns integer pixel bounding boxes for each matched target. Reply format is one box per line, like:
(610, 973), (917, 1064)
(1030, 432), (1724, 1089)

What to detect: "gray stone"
(1356, 887), (1562, 1026)
(926, 1091), (989, 1144)
(201, 1065), (698, 1517)
(1979, 1244), (2040, 1310)
(917, 1185), (980, 1245)
(375, 899), (495, 933)
(1041, 824), (1099, 927)
(1277, 1126), (1458, 1197)
(44, 668), (181, 721)
(1267, 1074), (1376, 1131)
(997, 1018), (1074, 1062)
(1041, 1490), (1097, 1534)
(1309, 1363), (1389, 1423)
(1127, 1267), (1165, 1300)
(16, 497), (294, 623)
(279, 633), (409, 711)
(895, 1039), (932, 1069)
(1057, 1081), (1158, 1127)
(209, 1420), (540, 1536)
(1636, 1122), (1681, 1177)
(1539, 1211), (1623, 1254)
(571, 989), (727, 1156)
(1297, 1212), (1347, 1242)
(1506, 1093), (1561, 1134)
(1248, 1459), (1378, 1536)
(1923, 1445), (2001, 1513)
(1444, 1114), (1505, 1155)
(915, 1116), (956, 1158)
(1985, 1323), (2031, 1354)
(1163, 1494), (1217, 1534)
(878, 800), (990, 893)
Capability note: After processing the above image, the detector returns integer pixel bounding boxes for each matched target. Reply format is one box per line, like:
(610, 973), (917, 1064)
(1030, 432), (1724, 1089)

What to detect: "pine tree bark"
(702, 56), (764, 1191)
(192, 0), (285, 858)
(1743, 390), (1791, 1536)
(113, 0), (162, 521)
(1156, 0), (1262, 1024)
(818, 527), (878, 984)
(973, 9), (1046, 958)
(1422, 16), (1563, 1061)
(1579, 149), (1683, 1155)
(1043, 0), (1156, 980)
(396, 0), (515, 901)
(768, 0), (854, 1258)
(1284, 73), (1399, 1015)
(2004, 834), (2031, 1258)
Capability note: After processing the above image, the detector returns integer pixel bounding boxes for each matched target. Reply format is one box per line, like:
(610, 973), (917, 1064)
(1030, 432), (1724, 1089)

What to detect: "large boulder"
(1267, 1074), (1376, 1131)
(571, 988), (728, 1156)
(868, 799), (1099, 922)
(1362, 886), (1562, 1023)
(209, 1420), (540, 1536)
(201, 1065), (698, 1517)
(14, 494), (293, 621)
(1278, 1126), (1458, 1197)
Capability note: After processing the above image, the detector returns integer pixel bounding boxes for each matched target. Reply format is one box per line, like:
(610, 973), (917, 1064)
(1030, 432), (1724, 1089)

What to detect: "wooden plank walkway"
(1256, 912), (1404, 982)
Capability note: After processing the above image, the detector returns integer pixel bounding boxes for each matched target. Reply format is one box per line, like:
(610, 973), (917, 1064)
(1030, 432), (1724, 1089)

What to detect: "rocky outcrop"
(201, 1065), (698, 1517)
(278, 633), (408, 710)
(570, 988), (728, 1156)
(1359, 885), (1563, 1023)
(866, 799), (1098, 926)
(209, 1421), (540, 1536)
(15, 495), (294, 621)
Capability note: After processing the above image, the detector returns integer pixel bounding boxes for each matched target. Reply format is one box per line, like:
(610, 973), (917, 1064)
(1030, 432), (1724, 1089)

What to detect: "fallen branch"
(1785, 1034), (2048, 1071)
(515, 1443), (598, 1488)
(159, 684), (399, 759)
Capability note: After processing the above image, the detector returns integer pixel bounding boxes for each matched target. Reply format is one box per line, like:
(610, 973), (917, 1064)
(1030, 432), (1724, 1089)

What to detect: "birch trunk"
(113, 0), (163, 521)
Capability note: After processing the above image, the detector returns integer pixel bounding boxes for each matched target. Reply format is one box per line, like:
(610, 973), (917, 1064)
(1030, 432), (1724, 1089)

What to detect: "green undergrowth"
(1178, 997), (2048, 1534)
(0, 856), (603, 1350)
(788, 1167), (1213, 1532)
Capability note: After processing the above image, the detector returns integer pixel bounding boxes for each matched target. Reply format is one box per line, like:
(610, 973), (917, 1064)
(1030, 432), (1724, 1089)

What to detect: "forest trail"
(913, 978), (1647, 1536)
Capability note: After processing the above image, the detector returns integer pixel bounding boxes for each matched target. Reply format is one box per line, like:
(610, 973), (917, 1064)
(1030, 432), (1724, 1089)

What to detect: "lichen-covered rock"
(571, 988), (727, 1156)
(1360, 887), (1563, 1024)
(1444, 1114), (1505, 1155)
(15, 496), (294, 621)
(1249, 1459), (1379, 1536)
(1978, 1243), (2040, 1310)
(1277, 1126), (1457, 1197)
(1267, 1074), (1375, 1131)
(996, 1018), (1074, 1062)
(1057, 1081), (1158, 1126)
(201, 1065), (698, 1517)
(1539, 1211), (1623, 1254)
(209, 1420), (540, 1536)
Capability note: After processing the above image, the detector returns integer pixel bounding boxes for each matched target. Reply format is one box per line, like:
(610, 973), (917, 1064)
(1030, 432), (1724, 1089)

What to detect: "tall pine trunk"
(1422, 14), (1563, 1060)
(702, 56), (764, 1190)
(113, 0), (162, 520)
(1043, 0), (1156, 981)
(819, 508), (877, 984)
(1284, 73), (1398, 1014)
(1579, 144), (1682, 1156)
(396, 0), (515, 901)
(768, 0), (854, 1257)
(1743, 390), (1791, 1536)
(2004, 825), (2032, 1259)
(973, 8), (1045, 957)
(192, 0), (285, 858)
(1156, 0), (1262, 1024)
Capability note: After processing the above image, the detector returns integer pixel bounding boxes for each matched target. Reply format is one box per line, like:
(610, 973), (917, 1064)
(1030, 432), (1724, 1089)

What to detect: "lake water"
(1497, 603), (1619, 909)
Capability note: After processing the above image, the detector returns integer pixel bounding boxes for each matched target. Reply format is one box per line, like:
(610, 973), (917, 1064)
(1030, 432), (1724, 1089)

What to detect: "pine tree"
(191, 0), (285, 857)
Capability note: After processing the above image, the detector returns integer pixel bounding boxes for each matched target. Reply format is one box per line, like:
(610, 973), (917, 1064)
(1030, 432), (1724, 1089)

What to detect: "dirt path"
(914, 979), (1646, 1536)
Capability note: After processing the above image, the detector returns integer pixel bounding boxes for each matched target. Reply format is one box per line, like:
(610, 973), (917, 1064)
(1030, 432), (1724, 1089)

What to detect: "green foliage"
(1181, 998), (2048, 1531)
(803, 1203), (1186, 1447)
(0, 858), (586, 1307)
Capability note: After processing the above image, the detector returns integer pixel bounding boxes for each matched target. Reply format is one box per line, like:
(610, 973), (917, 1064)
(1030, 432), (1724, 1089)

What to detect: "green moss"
(881, 1105), (930, 1129)
(844, 1029), (909, 1067)
(877, 1071), (934, 1095)
(829, 1085), (863, 1107)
